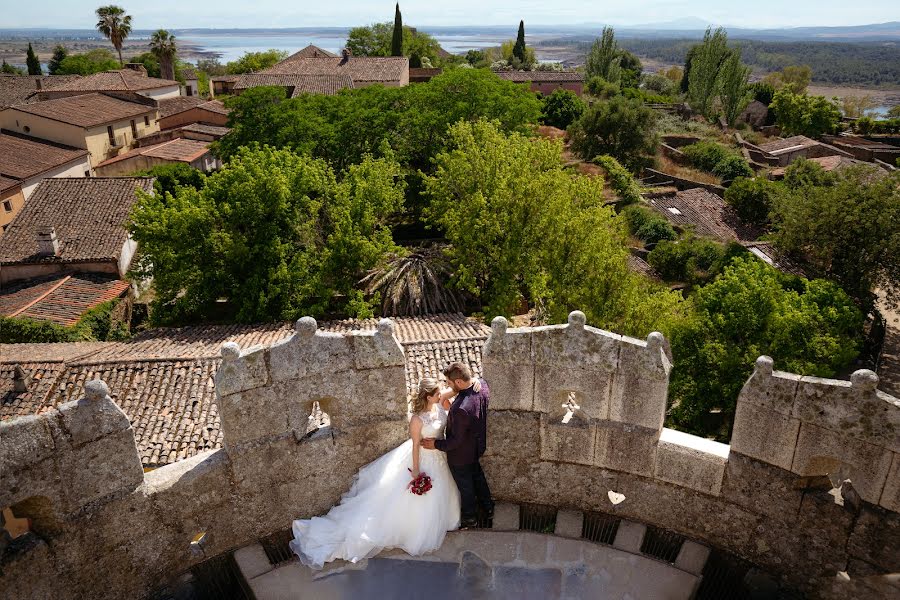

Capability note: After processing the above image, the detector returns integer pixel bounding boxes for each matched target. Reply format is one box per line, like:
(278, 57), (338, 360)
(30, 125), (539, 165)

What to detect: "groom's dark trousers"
(435, 379), (494, 524)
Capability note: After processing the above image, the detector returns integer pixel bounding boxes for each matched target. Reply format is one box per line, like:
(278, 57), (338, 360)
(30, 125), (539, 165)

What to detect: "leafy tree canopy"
(54, 49), (119, 75)
(47, 45), (68, 74)
(128, 145), (404, 324)
(225, 49), (288, 74)
(568, 95), (658, 170)
(770, 89), (841, 137)
(133, 162), (206, 198)
(540, 88), (585, 130)
(424, 119), (684, 336)
(346, 21), (442, 64)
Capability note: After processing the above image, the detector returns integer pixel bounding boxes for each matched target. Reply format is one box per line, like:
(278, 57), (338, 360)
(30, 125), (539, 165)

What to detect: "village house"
(95, 138), (221, 175)
(0, 132), (92, 231)
(233, 73), (354, 97)
(156, 96), (229, 130)
(751, 135), (851, 166)
(644, 187), (760, 243)
(180, 67), (200, 97)
(493, 71), (585, 96)
(767, 154), (865, 179)
(33, 66), (181, 101)
(210, 75), (239, 98)
(821, 134), (900, 165)
(0, 74), (83, 109)
(0, 93), (161, 167)
(0, 177), (153, 284)
(263, 48), (409, 87)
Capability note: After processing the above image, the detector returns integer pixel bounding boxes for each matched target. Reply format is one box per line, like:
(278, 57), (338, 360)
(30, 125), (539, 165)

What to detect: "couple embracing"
(290, 362), (494, 569)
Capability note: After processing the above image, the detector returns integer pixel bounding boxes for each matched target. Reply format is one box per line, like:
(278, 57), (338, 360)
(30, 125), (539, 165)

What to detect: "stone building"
(494, 71), (585, 96)
(156, 96), (229, 130)
(0, 93), (161, 167)
(95, 138), (221, 176)
(32, 67), (181, 101)
(263, 48), (409, 87)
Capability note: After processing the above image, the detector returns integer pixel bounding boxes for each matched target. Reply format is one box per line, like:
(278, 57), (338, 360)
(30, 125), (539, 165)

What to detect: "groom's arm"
(434, 408), (472, 453)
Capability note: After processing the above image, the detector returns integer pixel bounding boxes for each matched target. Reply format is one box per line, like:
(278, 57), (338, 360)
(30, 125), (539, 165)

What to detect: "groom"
(422, 362), (494, 529)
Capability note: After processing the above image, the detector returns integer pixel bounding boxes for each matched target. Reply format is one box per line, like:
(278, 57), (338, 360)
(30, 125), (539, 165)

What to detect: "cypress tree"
(513, 20), (526, 63)
(391, 3), (403, 57)
(48, 45), (68, 74)
(26, 43), (42, 75)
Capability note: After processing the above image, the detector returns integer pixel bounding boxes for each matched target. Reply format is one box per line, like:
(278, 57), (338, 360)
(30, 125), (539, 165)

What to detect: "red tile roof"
(96, 138), (212, 168)
(645, 188), (760, 243)
(0, 175), (21, 193)
(292, 44), (339, 58)
(234, 73), (354, 96)
(43, 69), (179, 93)
(0, 132), (89, 181)
(0, 177), (154, 267)
(263, 55), (408, 84)
(0, 273), (129, 325)
(758, 135), (820, 154)
(9, 92), (156, 128)
(157, 95), (205, 118)
(494, 71), (584, 82)
(0, 74), (82, 108)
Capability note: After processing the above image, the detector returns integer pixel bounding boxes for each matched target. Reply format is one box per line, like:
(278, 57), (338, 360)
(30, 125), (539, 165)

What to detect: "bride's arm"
(439, 387), (454, 410)
(409, 415), (423, 479)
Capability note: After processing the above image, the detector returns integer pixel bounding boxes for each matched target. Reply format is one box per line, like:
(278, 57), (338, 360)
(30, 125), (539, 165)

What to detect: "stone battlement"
(1, 312), (898, 599)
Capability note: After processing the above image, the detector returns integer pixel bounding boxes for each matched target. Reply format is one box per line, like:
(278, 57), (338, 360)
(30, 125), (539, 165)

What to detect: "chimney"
(341, 47), (352, 62)
(13, 366), (31, 393)
(124, 63), (148, 76)
(36, 227), (60, 257)
(35, 77), (42, 90)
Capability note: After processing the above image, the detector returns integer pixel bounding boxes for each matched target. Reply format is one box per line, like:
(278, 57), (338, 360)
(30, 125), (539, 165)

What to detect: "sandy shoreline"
(0, 39), (215, 65)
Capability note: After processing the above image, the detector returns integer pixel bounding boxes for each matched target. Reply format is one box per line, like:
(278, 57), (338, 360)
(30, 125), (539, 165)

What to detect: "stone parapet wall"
(1, 312), (899, 599)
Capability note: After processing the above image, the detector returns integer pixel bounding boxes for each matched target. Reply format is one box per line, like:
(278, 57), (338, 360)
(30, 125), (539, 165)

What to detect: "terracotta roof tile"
(645, 188), (760, 243)
(758, 135), (820, 154)
(234, 73), (354, 96)
(742, 241), (809, 278)
(494, 71), (584, 82)
(0, 362), (67, 420)
(0, 74), (81, 108)
(0, 177), (154, 266)
(263, 55), (408, 83)
(181, 123), (231, 137)
(293, 45), (339, 58)
(44, 69), (179, 93)
(0, 133), (89, 181)
(627, 253), (661, 281)
(0, 175), (21, 193)
(0, 342), (111, 363)
(9, 92), (156, 128)
(96, 138), (211, 168)
(157, 95), (206, 118)
(0, 273), (129, 325)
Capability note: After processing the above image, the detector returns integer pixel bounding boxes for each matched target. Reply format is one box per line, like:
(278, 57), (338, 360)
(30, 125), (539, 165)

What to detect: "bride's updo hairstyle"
(411, 377), (441, 415)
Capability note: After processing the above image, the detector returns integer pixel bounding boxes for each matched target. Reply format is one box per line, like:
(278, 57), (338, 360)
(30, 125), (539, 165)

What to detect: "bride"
(289, 377), (462, 569)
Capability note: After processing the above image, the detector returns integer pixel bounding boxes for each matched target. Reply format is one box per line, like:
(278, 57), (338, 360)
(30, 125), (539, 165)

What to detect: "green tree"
(668, 257), (863, 440)
(391, 3), (403, 57)
(424, 119), (684, 335)
(771, 164), (900, 308)
(888, 105), (900, 119)
(568, 96), (658, 170)
(718, 49), (751, 126)
(763, 65), (812, 94)
(724, 176), (779, 226)
(540, 89), (585, 129)
(680, 45), (697, 94)
(26, 43), (42, 75)
(150, 29), (177, 80)
(513, 20), (527, 63)
(346, 22), (441, 64)
(1, 60), (25, 75)
(770, 89), (841, 137)
(687, 27), (730, 118)
(585, 27), (621, 84)
(95, 5), (132, 67)
(129, 145), (404, 324)
(225, 49), (288, 74)
(594, 155), (641, 205)
(54, 49), (120, 75)
(129, 52), (161, 77)
(47, 45), (68, 74)
(133, 163), (206, 198)
(617, 50), (642, 89)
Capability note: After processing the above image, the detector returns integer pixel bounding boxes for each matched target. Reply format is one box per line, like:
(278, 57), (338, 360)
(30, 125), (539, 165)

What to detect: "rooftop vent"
(36, 227), (59, 257)
(341, 47), (352, 62)
(13, 366), (32, 393)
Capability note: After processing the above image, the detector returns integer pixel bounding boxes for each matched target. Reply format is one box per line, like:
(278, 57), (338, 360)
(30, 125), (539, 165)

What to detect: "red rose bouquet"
(408, 471), (433, 496)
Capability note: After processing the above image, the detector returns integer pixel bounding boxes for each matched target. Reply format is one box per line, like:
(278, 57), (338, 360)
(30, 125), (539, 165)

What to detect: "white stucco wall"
(140, 86), (181, 100)
(21, 156), (93, 200)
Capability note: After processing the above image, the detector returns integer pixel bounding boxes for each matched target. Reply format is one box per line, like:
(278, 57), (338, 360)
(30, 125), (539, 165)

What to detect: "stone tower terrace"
(1, 312), (898, 599)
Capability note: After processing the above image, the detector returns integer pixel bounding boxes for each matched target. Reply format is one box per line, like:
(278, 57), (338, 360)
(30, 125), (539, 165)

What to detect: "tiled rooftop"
(157, 95), (206, 118)
(263, 55), (408, 83)
(0, 132), (89, 181)
(0, 175), (22, 193)
(0, 74), (81, 108)
(494, 71), (584, 82)
(645, 188), (760, 243)
(0, 177), (154, 266)
(43, 69), (180, 93)
(234, 73), (354, 96)
(758, 135), (820, 154)
(9, 92), (156, 128)
(292, 44), (339, 58)
(97, 138), (212, 168)
(742, 242), (809, 278)
(0, 273), (129, 325)
(0, 314), (490, 467)
(181, 123), (231, 137)
(768, 155), (862, 178)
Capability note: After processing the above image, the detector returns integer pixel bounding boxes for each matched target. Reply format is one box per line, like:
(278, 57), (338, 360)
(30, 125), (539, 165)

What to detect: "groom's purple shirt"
(435, 378), (489, 466)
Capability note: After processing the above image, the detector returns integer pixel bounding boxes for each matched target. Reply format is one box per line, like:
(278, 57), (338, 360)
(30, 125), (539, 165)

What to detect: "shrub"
(585, 76), (620, 99)
(682, 141), (752, 180)
(594, 155), (641, 205)
(0, 300), (128, 343)
(635, 219), (677, 245)
(648, 237), (726, 283)
(568, 96), (658, 170)
(541, 89), (586, 130)
(724, 176), (779, 225)
(749, 81), (775, 105)
(712, 154), (754, 180)
(621, 204), (654, 235)
(855, 116), (875, 135)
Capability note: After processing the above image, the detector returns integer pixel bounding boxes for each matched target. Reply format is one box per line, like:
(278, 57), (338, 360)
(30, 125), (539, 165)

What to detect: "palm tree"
(360, 247), (464, 317)
(150, 29), (177, 80)
(95, 5), (133, 67)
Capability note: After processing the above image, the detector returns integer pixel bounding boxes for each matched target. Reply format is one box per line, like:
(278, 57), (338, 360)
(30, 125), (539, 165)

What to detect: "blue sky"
(4, 0), (898, 29)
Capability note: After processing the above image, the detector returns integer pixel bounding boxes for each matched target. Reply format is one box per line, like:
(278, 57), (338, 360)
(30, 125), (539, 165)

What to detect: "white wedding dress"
(290, 403), (461, 569)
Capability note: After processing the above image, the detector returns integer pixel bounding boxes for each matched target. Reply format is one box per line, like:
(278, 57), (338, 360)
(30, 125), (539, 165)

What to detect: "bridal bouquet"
(408, 472), (433, 496)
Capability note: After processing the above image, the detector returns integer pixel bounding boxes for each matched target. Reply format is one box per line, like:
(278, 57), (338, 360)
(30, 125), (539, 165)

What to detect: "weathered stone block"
(0, 452), (63, 510)
(791, 422), (893, 504)
(492, 502), (520, 530)
(847, 506), (900, 573)
(729, 401), (800, 471)
(234, 543), (273, 581)
(793, 371), (900, 453)
(0, 413), (56, 473)
(59, 427), (143, 511)
(57, 387), (132, 447)
(531, 313), (620, 370)
(534, 365), (611, 420)
(654, 429), (727, 496)
(609, 333), (670, 430)
(485, 410), (540, 460)
(219, 386), (288, 446)
(612, 519), (645, 553)
(721, 452), (803, 519)
(552, 462), (619, 512)
(540, 413), (596, 465)
(594, 421), (658, 476)
(145, 450), (231, 526)
(483, 361), (534, 411)
(879, 452), (900, 512)
(215, 343), (269, 397)
(737, 357), (800, 415)
(267, 322), (354, 383)
(482, 317), (533, 365)
(547, 535), (583, 564)
(554, 509), (583, 538)
(349, 320), (405, 370)
(675, 540), (710, 575)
